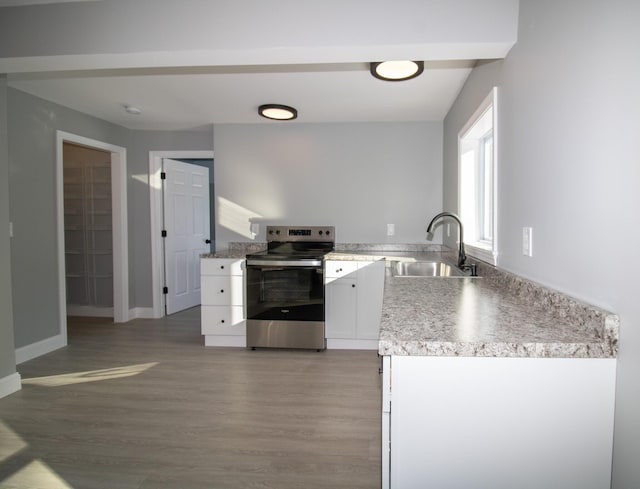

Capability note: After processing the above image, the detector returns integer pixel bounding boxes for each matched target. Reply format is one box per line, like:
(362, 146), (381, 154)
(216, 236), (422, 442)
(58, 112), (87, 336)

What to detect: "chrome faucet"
(427, 212), (467, 268)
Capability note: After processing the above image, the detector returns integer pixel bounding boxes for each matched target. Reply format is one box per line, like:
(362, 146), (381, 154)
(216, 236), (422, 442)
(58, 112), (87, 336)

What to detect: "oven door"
(246, 263), (324, 321)
(245, 262), (325, 349)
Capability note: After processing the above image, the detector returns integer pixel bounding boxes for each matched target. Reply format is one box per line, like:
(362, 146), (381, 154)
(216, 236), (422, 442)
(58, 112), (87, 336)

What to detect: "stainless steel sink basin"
(391, 261), (468, 277)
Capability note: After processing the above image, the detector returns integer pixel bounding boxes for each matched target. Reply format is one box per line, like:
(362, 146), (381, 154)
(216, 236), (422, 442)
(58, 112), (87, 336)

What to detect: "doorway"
(149, 150), (214, 318)
(63, 142), (114, 317)
(162, 158), (211, 315)
(56, 131), (129, 345)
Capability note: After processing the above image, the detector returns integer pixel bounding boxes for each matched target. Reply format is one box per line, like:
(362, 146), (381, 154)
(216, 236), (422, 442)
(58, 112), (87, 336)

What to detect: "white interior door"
(163, 159), (210, 315)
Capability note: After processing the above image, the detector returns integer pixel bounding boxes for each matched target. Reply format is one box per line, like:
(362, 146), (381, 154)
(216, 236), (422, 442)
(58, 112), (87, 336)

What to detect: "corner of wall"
(0, 76), (19, 382)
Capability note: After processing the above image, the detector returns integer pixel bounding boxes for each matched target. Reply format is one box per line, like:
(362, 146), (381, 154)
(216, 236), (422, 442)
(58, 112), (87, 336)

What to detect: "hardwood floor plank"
(0, 310), (381, 489)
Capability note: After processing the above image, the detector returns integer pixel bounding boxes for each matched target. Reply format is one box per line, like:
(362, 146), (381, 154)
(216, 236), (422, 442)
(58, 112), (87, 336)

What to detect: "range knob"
(325, 229), (331, 235)
(318, 230), (324, 235)
(276, 229), (281, 235)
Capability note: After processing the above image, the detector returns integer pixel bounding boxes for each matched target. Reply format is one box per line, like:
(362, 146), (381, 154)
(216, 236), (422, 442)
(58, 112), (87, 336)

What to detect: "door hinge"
(161, 230), (167, 237)
(160, 171), (166, 180)
(163, 286), (168, 295)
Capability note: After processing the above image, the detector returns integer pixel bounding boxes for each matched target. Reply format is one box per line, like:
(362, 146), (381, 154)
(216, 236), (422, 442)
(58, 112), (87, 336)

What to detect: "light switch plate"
(387, 224), (395, 236)
(522, 227), (533, 256)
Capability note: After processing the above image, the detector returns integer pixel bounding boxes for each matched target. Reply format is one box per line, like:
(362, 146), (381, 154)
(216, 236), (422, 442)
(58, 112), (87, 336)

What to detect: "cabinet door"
(356, 260), (385, 339)
(325, 277), (357, 338)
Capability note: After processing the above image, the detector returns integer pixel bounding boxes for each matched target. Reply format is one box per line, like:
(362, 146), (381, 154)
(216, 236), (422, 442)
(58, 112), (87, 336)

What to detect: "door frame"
(149, 150), (214, 318)
(56, 131), (129, 342)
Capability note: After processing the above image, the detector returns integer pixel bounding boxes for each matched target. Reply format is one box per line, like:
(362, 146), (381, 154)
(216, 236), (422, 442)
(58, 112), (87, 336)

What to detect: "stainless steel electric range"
(245, 225), (335, 350)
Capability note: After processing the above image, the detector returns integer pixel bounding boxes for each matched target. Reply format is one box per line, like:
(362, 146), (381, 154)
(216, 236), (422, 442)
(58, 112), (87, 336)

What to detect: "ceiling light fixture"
(258, 104), (298, 121)
(124, 104), (142, 115)
(370, 60), (424, 81)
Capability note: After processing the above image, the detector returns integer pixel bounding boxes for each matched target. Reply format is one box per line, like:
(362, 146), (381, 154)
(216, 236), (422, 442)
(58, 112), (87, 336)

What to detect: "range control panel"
(266, 226), (335, 243)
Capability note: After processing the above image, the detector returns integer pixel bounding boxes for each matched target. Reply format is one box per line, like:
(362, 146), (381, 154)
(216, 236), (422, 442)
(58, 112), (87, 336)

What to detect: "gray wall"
(213, 122), (443, 248)
(7, 88), (213, 348)
(442, 1), (640, 487)
(0, 77), (16, 380)
(8, 88), (129, 348)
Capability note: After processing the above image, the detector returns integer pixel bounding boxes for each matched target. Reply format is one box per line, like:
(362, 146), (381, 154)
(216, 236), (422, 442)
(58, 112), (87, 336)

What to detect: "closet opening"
(63, 142), (114, 318)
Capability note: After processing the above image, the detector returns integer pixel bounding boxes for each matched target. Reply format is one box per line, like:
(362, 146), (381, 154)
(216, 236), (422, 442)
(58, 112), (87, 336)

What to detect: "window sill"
(465, 242), (497, 266)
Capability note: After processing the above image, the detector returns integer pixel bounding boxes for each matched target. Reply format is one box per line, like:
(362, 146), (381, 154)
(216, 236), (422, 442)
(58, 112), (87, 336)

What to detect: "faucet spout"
(426, 212), (467, 268)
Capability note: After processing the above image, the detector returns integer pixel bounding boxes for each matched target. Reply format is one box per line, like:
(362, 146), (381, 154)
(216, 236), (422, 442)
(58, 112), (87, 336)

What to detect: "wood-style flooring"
(0, 308), (382, 489)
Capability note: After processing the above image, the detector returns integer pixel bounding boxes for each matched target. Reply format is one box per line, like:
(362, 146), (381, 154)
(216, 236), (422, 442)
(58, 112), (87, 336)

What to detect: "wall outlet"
(387, 223), (395, 236)
(522, 227), (533, 256)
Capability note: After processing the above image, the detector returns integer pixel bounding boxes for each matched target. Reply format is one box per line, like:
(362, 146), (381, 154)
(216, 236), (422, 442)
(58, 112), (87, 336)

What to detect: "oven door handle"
(246, 259), (323, 267)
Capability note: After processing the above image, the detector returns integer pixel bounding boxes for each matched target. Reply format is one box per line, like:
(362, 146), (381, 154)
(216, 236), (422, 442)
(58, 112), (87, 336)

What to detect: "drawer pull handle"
(220, 265), (225, 269)
(352, 284), (356, 288)
(220, 289), (224, 293)
(221, 319), (225, 323)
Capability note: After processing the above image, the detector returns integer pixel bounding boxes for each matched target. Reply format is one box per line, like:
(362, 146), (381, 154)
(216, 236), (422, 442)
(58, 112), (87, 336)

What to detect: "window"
(459, 87), (497, 264)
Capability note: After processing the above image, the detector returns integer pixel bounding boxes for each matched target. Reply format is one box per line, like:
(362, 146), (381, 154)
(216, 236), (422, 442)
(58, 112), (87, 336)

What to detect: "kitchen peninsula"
(369, 249), (616, 489)
(202, 243), (618, 489)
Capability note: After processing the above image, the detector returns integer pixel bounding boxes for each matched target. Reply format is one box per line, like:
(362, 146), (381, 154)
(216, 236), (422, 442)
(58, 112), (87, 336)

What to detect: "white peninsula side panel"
(384, 355), (616, 489)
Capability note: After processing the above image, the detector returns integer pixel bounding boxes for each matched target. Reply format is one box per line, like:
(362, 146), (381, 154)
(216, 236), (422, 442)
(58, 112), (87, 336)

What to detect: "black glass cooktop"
(246, 242), (333, 261)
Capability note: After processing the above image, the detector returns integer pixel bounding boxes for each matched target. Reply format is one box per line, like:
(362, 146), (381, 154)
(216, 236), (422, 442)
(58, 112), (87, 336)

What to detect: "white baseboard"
(129, 307), (157, 320)
(0, 372), (22, 399)
(326, 338), (378, 350)
(15, 333), (66, 364)
(66, 305), (114, 317)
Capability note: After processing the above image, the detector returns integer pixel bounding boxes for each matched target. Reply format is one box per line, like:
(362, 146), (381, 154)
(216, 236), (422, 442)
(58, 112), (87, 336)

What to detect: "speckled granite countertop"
(379, 271), (618, 358)
(201, 251), (248, 259)
(204, 243), (619, 359)
(328, 247), (618, 359)
(201, 242), (266, 259)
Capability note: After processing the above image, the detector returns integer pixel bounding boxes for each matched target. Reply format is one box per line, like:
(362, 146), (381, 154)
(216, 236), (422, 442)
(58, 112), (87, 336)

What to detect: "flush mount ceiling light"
(258, 104), (298, 121)
(123, 104), (142, 115)
(370, 60), (424, 81)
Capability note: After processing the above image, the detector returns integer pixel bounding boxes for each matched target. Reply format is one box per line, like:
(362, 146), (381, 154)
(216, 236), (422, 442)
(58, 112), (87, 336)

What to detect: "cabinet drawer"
(325, 260), (358, 279)
(201, 306), (245, 335)
(201, 275), (244, 306)
(201, 258), (244, 276)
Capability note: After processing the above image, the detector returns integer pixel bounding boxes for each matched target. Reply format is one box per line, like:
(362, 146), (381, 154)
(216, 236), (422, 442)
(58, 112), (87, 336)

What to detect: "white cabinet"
(200, 258), (246, 347)
(325, 259), (384, 349)
(381, 355), (617, 489)
(325, 276), (357, 338)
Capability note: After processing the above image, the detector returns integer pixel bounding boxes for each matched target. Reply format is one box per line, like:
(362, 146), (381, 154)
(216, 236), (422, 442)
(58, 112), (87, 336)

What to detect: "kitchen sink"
(390, 261), (469, 277)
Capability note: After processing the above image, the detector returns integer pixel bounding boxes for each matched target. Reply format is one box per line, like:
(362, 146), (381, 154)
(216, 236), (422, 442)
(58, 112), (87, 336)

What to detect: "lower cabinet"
(200, 258), (246, 347)
(199, 257), (385, 350)
(381, 355), (617, 489)
(325, 259), (385, 349)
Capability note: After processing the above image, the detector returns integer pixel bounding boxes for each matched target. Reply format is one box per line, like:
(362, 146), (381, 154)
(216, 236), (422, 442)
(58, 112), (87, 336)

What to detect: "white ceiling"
(7, 61), (476, 130)
(0, 0), (518, 131)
